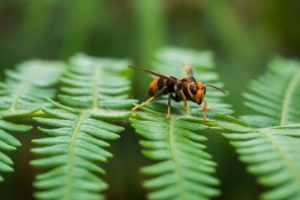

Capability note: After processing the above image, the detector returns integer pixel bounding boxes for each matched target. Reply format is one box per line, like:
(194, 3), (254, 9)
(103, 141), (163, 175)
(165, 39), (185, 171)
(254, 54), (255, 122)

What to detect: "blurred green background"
(0, 0), (299, 199)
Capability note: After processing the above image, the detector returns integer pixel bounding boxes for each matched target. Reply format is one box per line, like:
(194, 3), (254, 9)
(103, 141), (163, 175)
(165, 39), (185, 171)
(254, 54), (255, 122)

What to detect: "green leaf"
(0, 60), (65, 118)
(132, 113), (221, 200)
(243, 57), (300, 126)
(0, 120), (32, 180)
(131, 47), (234, 200)
(224, 57), (300, 200)
(32, 54), (135, 199)
(0, 60), (64, 182)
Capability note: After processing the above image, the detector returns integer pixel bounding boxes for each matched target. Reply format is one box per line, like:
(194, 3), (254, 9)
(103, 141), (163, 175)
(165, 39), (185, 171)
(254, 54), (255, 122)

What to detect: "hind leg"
(132, 86), (167, 111)
(202, 98), (208, 121)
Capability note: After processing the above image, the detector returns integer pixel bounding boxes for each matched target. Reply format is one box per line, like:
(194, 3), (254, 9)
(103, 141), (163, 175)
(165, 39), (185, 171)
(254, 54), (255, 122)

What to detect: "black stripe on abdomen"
(157, 78), (165, 90)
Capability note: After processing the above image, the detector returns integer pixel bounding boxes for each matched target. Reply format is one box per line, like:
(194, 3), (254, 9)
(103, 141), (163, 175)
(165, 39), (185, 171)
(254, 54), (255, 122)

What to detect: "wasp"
(130, 64), (227, 120)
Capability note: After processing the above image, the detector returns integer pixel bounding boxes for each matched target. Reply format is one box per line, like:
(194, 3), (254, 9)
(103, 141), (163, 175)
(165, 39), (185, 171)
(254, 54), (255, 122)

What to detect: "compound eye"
(189, 84), (197, 95)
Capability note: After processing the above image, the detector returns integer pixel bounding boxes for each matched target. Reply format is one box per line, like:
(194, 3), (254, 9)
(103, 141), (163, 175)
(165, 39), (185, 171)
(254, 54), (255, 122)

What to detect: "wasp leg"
(166, 93), (171, 119)
(132, 86), (167, 111)
(179, 90), (188, 112)
(202, 98), (208, 121)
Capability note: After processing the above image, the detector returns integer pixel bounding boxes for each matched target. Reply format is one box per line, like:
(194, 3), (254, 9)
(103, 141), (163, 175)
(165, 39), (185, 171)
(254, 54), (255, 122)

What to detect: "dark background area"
(0, 0), (299, 199)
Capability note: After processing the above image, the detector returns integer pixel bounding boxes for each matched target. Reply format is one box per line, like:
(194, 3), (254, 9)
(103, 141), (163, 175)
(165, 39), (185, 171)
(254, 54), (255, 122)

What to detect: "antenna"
(204, 84), (228, 95)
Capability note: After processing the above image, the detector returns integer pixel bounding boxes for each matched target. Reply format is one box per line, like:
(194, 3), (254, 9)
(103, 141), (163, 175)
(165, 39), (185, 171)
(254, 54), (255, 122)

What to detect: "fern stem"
(280, 69), (300, 126)
(65, 111), (88, 200)
(262, 128), (300, 185)
(168, 118), (187, 200)
(92, 65), (99, 109)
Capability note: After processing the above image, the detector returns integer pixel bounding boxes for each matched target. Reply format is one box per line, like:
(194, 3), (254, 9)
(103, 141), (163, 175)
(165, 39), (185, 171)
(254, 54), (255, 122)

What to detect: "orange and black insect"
(130, 64), (227, 120)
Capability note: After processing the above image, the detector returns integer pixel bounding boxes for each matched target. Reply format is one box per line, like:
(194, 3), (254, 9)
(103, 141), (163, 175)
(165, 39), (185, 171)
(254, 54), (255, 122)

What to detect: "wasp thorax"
(174, 81), (183, 92)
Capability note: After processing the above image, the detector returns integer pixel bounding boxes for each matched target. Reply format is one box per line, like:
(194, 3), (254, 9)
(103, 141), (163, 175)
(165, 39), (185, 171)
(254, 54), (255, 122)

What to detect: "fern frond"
(0, 120), (31, 181)
(243, 57), (300, 127)
(224, 125), (300, 200)
(0, 60), (63, 182)
(132, 113), (220, 200)
(59, 54), (135, 109)
(223, 58), (300, 199)
(32, 108), (124, 200)
(31, 54), (136, 199)
(131, 47), (233, 200)
(0, 60), (65, 118)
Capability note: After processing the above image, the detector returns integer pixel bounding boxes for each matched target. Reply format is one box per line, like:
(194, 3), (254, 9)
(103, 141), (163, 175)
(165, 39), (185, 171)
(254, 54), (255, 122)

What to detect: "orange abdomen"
(148, 78), (159, 96)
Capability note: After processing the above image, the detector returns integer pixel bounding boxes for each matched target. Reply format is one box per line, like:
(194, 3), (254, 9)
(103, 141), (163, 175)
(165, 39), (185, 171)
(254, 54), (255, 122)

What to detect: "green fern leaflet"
(223, 57), (300, 200)
(31, 54), (136, 199)
(0, 60), (65, 118)
(0, 120), (31, 182)
(0, 60), (63, 182)
(32, 107), (124, 200)
(131, 47), (233, 200)
(243, 57), (300, 126)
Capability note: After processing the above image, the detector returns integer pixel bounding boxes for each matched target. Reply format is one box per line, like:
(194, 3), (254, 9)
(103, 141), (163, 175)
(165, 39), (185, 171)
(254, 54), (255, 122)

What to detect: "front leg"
(202, 98), (208, 121)
(179, 90), (188, 112)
